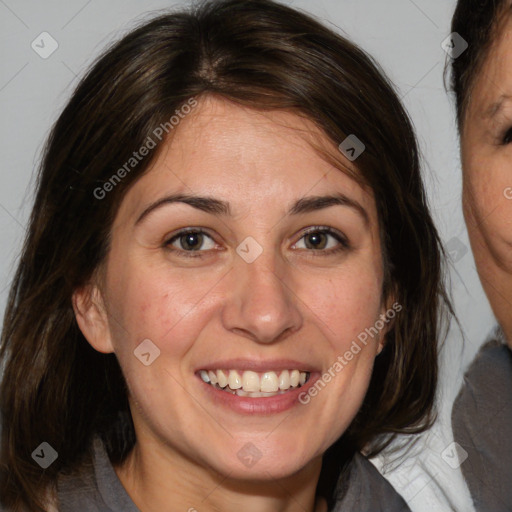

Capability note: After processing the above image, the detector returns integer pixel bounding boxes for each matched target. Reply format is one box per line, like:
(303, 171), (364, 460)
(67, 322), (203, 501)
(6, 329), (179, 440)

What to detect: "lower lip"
(198, 374), (320, 415)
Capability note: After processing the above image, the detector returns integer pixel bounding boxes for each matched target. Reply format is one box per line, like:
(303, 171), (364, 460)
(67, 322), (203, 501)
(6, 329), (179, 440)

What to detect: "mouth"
(198, 369), (311, 398)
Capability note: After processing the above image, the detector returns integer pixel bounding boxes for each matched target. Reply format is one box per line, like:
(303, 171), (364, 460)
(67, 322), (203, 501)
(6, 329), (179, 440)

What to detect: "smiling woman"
(0, 1), (450, 511)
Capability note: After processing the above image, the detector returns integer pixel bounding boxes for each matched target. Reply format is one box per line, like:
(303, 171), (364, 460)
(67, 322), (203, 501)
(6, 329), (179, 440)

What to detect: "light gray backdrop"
(0, 1), (495, 511)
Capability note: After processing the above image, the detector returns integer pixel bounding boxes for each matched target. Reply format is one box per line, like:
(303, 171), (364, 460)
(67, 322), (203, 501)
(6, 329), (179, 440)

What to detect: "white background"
(0, 1), (496, 510)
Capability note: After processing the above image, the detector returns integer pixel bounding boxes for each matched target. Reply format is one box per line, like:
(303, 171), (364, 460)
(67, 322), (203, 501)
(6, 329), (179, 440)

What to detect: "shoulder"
(453, 337), (512, 419)
(330, 452), (411, 512)
(452, 335), (512, 511)
(57, 437), (139, 512)
(56, 452), (106, 512)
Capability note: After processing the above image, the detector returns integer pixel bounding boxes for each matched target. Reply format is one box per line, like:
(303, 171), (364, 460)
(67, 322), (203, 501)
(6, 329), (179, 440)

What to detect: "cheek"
(464, 156), (512, 267)
(297, 264), (384, 400)
(463, 145), (512, 219)
(297, 265), (384, 349)
(105, 257), (224, 358)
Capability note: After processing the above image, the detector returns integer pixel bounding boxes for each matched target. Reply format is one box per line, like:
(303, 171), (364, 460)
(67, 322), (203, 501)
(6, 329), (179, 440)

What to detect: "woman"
(450, 1), (512, 510)
(0, 0), (449, 510)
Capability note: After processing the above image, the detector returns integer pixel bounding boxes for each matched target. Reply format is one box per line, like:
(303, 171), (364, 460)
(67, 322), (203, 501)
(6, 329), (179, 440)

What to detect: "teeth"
(242, 371), (260, 392)
(278, 370), (290, 390)
(228, 370), (242, 389)
(234, 388), (296, 397)
(290, 370), (300, 387)
(208, 370), (218, 385)
(260, 371), (279, 392)
(201, 369), (309, 394)
(217, 369), (228, 388)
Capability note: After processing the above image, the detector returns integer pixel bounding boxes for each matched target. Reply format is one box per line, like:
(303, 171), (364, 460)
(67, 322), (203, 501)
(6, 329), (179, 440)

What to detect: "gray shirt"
(451, 334), (512, 512)
(55, 437), (411, 512)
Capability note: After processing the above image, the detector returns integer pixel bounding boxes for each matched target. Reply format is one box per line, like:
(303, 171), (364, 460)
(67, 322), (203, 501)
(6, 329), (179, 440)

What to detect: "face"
(75, 96), (390, 482)
(461, 15), (512, 347)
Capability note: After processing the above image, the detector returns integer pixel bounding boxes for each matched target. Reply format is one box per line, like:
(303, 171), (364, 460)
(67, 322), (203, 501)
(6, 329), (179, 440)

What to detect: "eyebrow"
(135, 192), (369, 225)
(289, 194), (369, 224)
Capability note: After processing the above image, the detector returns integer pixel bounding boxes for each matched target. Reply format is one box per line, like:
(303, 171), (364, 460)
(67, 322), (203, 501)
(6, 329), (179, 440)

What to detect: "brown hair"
(451, 0), (511, 128)
(0, 0), (450, 509)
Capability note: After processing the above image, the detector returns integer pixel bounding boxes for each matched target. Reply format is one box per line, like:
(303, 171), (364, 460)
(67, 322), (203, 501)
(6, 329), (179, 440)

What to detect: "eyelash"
(163, 226), (350, 258)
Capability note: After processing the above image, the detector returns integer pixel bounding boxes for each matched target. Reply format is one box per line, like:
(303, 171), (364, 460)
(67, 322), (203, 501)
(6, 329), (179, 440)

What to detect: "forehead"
(118, 97), (376, 221)
(466, 15), (512, 121)
(161, 97), (350, 177)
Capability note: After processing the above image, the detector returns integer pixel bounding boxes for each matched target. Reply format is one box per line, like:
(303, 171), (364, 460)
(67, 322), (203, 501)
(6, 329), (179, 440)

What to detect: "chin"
(202, 444), (321, 481)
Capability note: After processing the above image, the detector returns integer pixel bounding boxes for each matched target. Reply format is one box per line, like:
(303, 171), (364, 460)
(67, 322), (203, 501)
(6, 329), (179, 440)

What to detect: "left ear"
(72, 283), (115, 354)
(376, 295), (400, 355)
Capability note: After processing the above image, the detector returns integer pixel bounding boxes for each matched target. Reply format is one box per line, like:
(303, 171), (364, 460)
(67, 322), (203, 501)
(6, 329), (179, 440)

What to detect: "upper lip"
(195, 358), (319, 373)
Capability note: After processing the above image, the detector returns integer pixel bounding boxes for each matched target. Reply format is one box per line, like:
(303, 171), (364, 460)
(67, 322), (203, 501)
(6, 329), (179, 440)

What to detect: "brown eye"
(304, 232), (328, 249)
(293, 227), (349, 253)
(166, 230), (216, 252)
(179, 232), (204, 251)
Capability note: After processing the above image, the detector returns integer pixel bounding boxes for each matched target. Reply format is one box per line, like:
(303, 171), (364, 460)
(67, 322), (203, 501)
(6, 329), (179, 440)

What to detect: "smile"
(199, 369), (310, 397)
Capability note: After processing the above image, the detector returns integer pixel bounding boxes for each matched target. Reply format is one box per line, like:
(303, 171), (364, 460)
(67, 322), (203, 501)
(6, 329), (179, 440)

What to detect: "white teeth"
(217, 369), (228, 388)
(228, 370), (242, 389)
(278, 370), (290, 390)
(234, 389), (292, 397)
(201, 369), (309, 394)
(260, 371), (279, 392)
(208, 370), (218, 385)
(242, 371), (260, 392)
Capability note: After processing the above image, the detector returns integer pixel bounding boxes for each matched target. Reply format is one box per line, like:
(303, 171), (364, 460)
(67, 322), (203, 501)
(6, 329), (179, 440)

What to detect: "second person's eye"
(502, 126), (512, 145)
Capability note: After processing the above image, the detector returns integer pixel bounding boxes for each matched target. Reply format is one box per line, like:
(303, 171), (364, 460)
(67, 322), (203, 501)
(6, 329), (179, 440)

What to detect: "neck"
(114, 436), (325, 512)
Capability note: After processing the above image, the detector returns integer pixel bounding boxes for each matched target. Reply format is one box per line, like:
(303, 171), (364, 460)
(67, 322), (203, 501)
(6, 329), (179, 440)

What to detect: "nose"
(221, 255), (303, 344)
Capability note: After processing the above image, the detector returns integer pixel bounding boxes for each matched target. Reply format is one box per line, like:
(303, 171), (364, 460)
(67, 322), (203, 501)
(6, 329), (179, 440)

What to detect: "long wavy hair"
(0, 0), (451, 510)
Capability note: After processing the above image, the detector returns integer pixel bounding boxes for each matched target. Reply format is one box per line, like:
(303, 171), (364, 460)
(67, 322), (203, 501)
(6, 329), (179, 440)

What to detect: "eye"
(165, 229), (217, 253)
(502, 127), (512, 145)
(292, 227), (349, 253)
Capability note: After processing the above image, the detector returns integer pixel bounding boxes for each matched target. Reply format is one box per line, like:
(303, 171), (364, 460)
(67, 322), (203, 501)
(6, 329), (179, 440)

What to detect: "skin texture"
(461, 16), (512, 348)
(73, 96), (391, 512)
